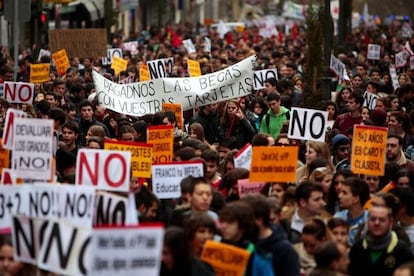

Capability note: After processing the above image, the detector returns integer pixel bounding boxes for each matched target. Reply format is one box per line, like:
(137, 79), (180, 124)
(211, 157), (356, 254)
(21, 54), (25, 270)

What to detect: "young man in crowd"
(333, 91), (363, 135)
(78, 100), (110, 146)
(386, 132), (414, 173)
(259, 92), (290, 139)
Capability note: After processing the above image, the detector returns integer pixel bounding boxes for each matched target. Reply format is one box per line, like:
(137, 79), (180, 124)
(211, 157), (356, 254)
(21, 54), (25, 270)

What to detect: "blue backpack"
(247, 243), (275, 276)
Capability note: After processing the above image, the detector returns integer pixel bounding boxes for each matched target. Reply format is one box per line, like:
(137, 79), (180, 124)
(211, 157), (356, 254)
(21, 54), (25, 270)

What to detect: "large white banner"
(93, 55), (256, 116)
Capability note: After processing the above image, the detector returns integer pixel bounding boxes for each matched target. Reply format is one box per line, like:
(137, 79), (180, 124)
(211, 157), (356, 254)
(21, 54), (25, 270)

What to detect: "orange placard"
(30, 63), (50, 83)
(351, 125), (387, 176)
(52, 49), (70, 76)
(201, 240), (251, 276)
(140, 63), (150, 81)
(162, 103), (183, 130)
(187, 59), (201, 77)
(0, 139), (10, 174)
(111, 56), (128, 76)
(147, 125), (174, 164)
(104, 139), (153, 178)
(249, 146), (298, 182)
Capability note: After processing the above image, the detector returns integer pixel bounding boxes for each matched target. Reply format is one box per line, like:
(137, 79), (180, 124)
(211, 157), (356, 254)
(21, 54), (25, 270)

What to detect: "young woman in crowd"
(185, 213), (217, 258)
(0, 234), (35, 276)
(297, 141), (334, 183)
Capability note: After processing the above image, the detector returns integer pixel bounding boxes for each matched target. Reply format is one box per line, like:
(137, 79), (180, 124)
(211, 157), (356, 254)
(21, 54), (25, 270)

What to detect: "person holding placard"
(259, 92), (290, 139)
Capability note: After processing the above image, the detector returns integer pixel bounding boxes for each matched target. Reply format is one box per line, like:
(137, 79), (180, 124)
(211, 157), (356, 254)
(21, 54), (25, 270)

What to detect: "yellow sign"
(30, 63), (50, 83)
(351, 125), (387, 176)
(52, 49), (70, 76)
(0, 139), (10, 174)
(250, 146), (298, 182)
(140, 64), (150, 82)
(162, 103), (183, 130)
(187, 59), (201, 77)
(147, 126), (174, 164)
(201, 240), (251, 276)
(104, 139), (153, 178)
(111, 56), (128, 76)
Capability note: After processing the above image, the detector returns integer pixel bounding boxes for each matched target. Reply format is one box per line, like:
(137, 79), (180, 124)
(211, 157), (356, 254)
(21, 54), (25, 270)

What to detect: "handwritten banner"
(30, 63), (50, 83)
(250, 146), (298, 182)
(238, 179), (266, 198)
(51, 49), (70, 76)
(104, 139), (153, 178)
(147, 125), (174, 164)
(93, 55), (256, 116)
(201, 240), (251, 276)
(351, 125), (387, 176)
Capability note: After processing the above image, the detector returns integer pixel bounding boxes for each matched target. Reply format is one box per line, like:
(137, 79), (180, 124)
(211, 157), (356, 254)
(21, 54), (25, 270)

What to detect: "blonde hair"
(309, 167), (333, 183)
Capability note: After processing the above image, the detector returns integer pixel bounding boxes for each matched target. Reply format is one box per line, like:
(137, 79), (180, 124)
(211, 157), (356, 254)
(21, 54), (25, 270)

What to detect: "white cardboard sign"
(367, 44), (381, 60)
(288, 107), (328, 142)
(234, 143), (252, 170)
(151, 161), (204, 199)
(3, 81), (35, 104)
(12, 118), (54, 180)
(363, 91), (378, 110)
(76, 149), (131, 192)
(253, 68), (278, 90)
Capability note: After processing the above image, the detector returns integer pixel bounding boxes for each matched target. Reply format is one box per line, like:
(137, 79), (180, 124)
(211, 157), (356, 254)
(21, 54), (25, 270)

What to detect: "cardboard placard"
(89, 225), (164, 276)
(49, 29), (107, 58)
(140, 63), (151, 82)
(94, 191), (129, 226)
(147, 125), (174, 164)
(152, 161), (204, 199)
(52, 49), (71, 76)
(288, 107), (328, 142)
(250, 146), (298, 182)
(76, 149), (132, 192)
(238, 179), (266, 198)
(367, 44), (381, 60)
(188, 59), (201, 77)
(253, 69), (278, 90)
(30, 63), (50, 83)
(12, 118), (54, 180)
(201, 240), (251, 276)
(0, 139), (10, 174)
(363, 91), (378, 110)
(3, 82), (35, 104)
(104, 139), (153, 178)
(111, 56), (128, 76)
(234, 143), (252, 170)
(2, 109), (27, 150)
(351, 125), (387, 176)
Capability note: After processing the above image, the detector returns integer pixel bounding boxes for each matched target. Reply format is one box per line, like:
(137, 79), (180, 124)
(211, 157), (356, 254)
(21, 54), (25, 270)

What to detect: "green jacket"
(259, 106), (290, 138)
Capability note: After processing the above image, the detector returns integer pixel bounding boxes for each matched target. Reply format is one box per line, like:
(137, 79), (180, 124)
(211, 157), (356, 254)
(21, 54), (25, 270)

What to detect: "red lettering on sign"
(78, 152), (99, 185)
(103, 153), (127, 187)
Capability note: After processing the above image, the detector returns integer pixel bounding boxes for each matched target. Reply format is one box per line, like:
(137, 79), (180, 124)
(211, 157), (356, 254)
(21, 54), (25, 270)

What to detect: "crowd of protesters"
(2, 15), (414, 276)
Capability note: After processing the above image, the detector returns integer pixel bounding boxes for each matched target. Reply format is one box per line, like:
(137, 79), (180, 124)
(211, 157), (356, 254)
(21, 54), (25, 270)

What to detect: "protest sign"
(0, 139), (9, 174)
(363, 91), (378, 110)
(108, 48), (123, 63)
(2, 109), (27, 150)
(119, 75), (135, 84)
(351, 125), (387, 176)
(104, 139), (153, 178)
(123, 41), (139, 55)
(367, 44), (381, 60)
(162, 102), (184, 130)
(140, 63), (151, 82)
(253, 68), (278, 90)
(147, 125), (174, 164)
(38, 49), (51, 62)
(51, 49), (70, 76)
(152, 161), (204, 199)
(12, 118), (54, 180)
(49, 29), (106, 58)
(0, 169), (18, 185)
(330, 55), (345, 80)
(89, 225), (164, 276)
(201, 240), (251, 276)
(288, 107), (328, 142)
(390, 67), (400, 89)
(76, 149), (132, 192)
(111, 56), (128, 76)
(204, 37), (211, 53)
(234, 143), (252, 170)
(238, 179), (266, 198)
(183, 39), (196, 54)
(30, 63), (50, 83)
(94, 55), (256, 116)
(94, 191), (128, 226)
(147, 58), (174, 79)
(188, 59), (201, 77)
(4, 81), (34, 104)
(0, 184), (95, 230)
(12, 216), (92, 275)
(396, 51), (409, 68)
(250, 146), (298, 182)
